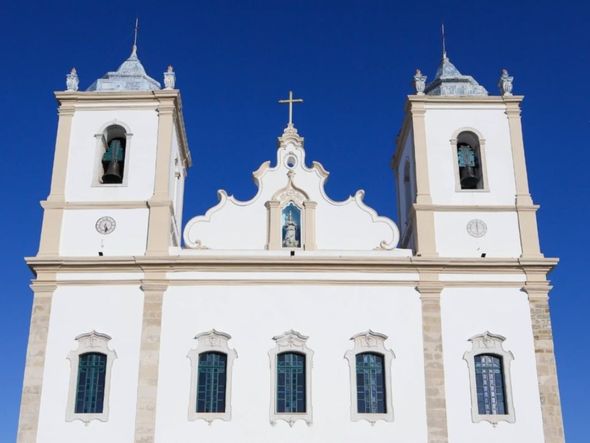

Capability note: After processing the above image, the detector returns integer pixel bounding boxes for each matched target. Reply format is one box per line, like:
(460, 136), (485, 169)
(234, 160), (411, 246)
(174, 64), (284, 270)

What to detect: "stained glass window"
(356, 352), (386, 414)
(475, 354), (507, 415)
(281, 202), (301, 248)
(276, 352), (306, 413)
(75, 352), (107, 414)
(197, 351), (227, 413)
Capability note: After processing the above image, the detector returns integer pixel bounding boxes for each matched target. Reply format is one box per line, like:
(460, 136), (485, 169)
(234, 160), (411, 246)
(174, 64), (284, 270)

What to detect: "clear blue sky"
(0, 0), (588, 441)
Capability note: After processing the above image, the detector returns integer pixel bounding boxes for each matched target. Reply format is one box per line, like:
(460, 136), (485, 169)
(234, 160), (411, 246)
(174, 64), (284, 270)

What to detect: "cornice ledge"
(415, 282), (443, 297)
(522, 283), (552, 299)
(139, 281), (169, 292)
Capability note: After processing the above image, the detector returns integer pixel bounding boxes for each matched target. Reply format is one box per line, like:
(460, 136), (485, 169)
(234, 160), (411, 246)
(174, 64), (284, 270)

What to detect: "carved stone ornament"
(268, 330), (314, 427)
(498, 69), (514, 96)
(414, 69), (427, 95)
(463, 331), (516, 425)
(187, 329), (237, 424)
(344, 330), (395, 424)
(66, 67), (79, 92)
(66, 331), (117, 424)
(164, 65), (176, 90)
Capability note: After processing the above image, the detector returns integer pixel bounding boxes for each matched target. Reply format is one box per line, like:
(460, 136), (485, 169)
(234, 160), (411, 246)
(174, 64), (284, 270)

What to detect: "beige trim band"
(41, 200), (150, 210)
(17, 279), (56, 443)
(413, 203), (539, 212)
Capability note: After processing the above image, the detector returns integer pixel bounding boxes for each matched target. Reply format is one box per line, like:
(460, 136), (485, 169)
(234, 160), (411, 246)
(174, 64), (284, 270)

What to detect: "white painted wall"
(434, 211), (522, 258)
(60, 208), (149, 256)
(36, 285), (144, 443)
(441, 288), (544, 443)
(155, 284), (427, 443)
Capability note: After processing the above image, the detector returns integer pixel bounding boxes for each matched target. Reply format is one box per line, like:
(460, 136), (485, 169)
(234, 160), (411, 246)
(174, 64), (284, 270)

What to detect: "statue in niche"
(282, 203), (301, 248)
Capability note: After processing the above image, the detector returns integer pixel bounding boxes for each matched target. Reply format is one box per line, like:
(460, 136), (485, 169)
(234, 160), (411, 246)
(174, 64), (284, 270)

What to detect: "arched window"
(276, 352), (306, 413)
(196, 351), (227, 413)
(345, 330), (395, 423)
(187, 330), (237, 423)
(66, 331), (116, 423)
(281, 202), (302, 248)
(356, 352), (386, 414)
(474, 354), (507, 415)
(269, 330), (313, 425)
(75, 352), (107, 414)
(464, 332), (515, 424)
(100, 125), (127, 184)
(456, 131), (483, 190)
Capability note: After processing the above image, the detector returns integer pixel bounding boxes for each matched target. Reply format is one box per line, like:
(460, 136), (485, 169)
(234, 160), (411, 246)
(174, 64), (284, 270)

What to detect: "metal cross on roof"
(278, 91), (303, 126)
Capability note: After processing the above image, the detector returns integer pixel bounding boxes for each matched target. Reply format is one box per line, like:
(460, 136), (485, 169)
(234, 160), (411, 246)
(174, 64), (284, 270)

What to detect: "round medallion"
(466, 219), (487, 238)
(95, 216), (116, 235)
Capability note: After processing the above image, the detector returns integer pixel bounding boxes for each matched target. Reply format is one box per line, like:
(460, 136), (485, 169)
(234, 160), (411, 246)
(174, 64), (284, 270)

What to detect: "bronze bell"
(460, 166), (479, 189)
(102, 158), (123, 183)
(101, 138), (124, 184)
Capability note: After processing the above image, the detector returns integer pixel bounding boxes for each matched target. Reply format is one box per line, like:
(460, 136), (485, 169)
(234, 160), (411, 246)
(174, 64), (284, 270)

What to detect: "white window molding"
(463, 331), (515, 425)
(187, 329), (237, 424)
(268, 330), (313, 427)
(344, 330), (395, 424)
(66, 331), (117, 424)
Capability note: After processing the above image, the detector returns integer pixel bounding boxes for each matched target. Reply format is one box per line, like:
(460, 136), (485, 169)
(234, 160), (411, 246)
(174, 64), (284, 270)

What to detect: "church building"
(17, 39), (565, 443)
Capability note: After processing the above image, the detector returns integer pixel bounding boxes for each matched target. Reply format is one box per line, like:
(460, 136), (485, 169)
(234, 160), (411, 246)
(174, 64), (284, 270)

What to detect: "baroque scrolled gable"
(183, 124), (401, 252)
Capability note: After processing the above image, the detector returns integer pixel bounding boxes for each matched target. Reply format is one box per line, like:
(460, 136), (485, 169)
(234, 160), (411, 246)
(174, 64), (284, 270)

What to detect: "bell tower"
(38, 45), (191, 257)
(393, 55), (542, 259)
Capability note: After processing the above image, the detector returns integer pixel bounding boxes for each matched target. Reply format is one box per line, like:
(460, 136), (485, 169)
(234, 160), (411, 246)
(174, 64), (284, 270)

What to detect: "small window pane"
(276, 352), (306, 413)
(475, 354), (507, 415)
(75, 352), (107, 414)
(356, 352), (386, 414)
(197, 352), (227, 413)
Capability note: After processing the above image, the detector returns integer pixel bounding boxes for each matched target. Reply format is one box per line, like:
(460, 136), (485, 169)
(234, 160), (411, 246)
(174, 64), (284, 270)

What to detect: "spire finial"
(131, 18), (139, 57)
(441, 23), (447, 60)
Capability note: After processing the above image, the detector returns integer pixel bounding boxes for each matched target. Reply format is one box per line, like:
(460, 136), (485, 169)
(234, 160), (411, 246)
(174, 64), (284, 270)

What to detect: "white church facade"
(17, 41), (565, 443)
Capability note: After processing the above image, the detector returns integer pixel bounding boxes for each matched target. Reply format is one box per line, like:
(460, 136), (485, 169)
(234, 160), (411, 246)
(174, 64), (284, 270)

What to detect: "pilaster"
(303, 200), (317, 250)
(416, 272), (448, 443)
(134, 277), (167, 443)
(38, 102), (75, 256)
(146, 99), (175, 256)
(505, 100), (542, 258)
(523, 282), (565, 443)
(265, 201), (281, 250)
(409, 101), (437, 257)
(17, 278), (56, 443)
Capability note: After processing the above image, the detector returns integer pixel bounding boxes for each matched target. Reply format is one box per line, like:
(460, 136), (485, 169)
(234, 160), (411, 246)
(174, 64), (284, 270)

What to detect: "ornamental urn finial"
(414, 69), (427, 95)
(66, 67), (79, 92)
(164, 65), (176, 89)
(498, 68), (513, 96)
